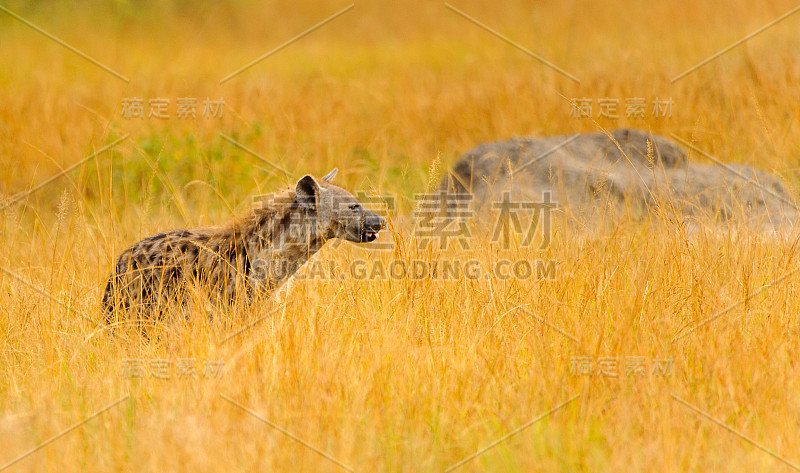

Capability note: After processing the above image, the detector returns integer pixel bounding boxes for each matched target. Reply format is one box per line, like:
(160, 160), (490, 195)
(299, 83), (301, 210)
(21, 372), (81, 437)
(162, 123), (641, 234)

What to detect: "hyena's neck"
(237, 205), (327, 290)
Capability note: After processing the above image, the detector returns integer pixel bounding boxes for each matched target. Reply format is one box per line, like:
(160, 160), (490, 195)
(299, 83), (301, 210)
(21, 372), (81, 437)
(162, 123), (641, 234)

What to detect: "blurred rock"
(440, 129), (798, 230)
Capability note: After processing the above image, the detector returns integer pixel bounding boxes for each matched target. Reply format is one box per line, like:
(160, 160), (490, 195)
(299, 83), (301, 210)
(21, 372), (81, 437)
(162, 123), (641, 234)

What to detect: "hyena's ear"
(295, 175), (320, 209)
(321, 168), (338, 183)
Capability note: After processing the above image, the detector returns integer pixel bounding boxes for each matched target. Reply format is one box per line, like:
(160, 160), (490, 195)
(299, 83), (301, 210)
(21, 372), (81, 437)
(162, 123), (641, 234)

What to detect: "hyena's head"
(294, 169), (386, 243)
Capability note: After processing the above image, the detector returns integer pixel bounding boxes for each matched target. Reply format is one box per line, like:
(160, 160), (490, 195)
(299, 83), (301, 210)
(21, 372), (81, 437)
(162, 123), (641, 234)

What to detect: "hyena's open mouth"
(360, 216), (385, 243)
(361, 229), (380, 242)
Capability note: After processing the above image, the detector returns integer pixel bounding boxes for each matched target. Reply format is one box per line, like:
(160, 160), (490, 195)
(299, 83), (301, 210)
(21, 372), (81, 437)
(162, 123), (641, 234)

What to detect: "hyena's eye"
(349, 204), (361, 212)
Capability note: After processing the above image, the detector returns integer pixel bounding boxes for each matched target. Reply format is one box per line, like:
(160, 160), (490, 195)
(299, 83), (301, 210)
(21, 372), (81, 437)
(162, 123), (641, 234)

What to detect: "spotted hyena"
(102, 169), (385, 326)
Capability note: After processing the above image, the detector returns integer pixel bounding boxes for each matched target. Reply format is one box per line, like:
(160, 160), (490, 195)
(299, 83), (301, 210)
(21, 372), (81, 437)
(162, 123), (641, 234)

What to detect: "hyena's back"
(102, 228), (249, 323)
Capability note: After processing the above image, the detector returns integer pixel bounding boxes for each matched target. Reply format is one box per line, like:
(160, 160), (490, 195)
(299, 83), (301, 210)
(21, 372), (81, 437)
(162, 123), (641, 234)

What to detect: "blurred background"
(1, 0), (799, 235)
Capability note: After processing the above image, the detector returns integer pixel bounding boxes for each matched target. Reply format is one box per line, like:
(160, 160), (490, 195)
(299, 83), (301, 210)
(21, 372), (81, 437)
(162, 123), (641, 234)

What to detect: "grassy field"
(2, 0), (800, 471)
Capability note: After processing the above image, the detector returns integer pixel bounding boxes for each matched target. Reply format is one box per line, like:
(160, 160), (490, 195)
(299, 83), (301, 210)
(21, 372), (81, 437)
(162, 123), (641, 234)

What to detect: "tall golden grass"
(1, 0), (800, 471)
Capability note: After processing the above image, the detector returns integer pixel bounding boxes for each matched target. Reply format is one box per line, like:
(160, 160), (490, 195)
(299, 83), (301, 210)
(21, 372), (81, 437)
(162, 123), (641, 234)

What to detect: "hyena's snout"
(360, 211), (385, 243)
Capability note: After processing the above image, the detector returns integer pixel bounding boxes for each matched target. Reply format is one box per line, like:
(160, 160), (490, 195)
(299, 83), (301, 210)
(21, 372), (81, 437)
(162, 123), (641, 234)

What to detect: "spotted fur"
(102, 169), (385, 325)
